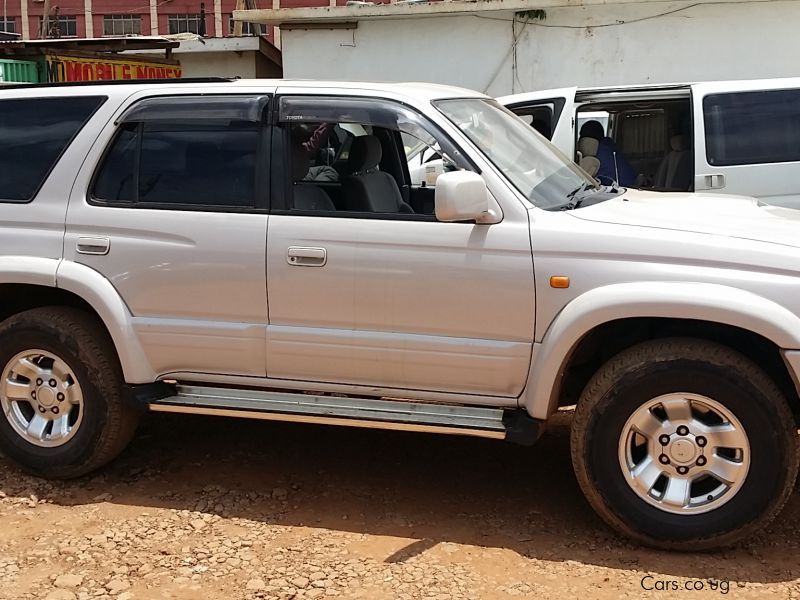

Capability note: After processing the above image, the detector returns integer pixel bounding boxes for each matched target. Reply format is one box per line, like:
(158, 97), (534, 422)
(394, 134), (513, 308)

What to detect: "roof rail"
(0, 77), (236, 91)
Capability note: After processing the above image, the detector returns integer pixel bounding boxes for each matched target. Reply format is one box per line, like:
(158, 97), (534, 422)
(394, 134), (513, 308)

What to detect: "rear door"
(65, 91), (272, 379)
(693, 79), (800, 207)
(499, 88), (577, 155)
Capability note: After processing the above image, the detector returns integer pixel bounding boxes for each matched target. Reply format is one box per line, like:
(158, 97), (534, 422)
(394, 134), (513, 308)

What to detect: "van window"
(0, 96), (105, 203)
(704, 89), (800, 166)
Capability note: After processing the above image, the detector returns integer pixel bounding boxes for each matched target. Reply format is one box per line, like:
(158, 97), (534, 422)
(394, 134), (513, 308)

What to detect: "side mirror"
(435, 171), (495, 223)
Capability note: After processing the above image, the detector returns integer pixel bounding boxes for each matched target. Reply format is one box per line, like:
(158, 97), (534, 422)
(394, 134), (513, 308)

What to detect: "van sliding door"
(693, 81), (800, 208)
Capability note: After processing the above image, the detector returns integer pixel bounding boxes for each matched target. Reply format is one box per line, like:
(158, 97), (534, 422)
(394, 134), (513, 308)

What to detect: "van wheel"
(0, 307), (139, 479)
(571, 337), (799, 550)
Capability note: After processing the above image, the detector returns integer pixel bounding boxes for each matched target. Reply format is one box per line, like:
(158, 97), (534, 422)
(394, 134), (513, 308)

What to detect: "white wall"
(282, 1), (800, 95)
(282, 15), (512, 94)
(177, 51), (259, 79)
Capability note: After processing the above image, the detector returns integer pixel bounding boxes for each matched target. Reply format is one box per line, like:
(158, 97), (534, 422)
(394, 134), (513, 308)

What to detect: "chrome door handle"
(76, 237), (110, 256)
(287, 246), (327, 267)
(697, 174), (726, 190)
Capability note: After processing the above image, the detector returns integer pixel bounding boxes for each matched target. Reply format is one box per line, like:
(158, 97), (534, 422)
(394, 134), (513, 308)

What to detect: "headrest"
(577, 136), (599, 158)
(579, 119), (605, 141)
(671, 134), (690, 152)
(291, 144), (310, 182)
(348, 135), (382, 173)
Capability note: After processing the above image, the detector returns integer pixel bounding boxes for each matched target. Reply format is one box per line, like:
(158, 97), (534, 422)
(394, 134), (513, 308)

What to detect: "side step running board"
(147, 385), (542, 445)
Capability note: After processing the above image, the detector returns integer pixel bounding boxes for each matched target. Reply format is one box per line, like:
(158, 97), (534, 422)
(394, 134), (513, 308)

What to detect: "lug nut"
(57, 393), (64, 401)
(677, 466), (689, 475)
(677, 425), (690, 436)
(659, 454), (670, 465)
(696, 456), (707, 466)
(31, 391), (36, 399)
(51, 406), (59, 414)
(696, 436), (707, 447)
(659, 434), (671, 445)
(36, 378), (43, 386)
(49, 379), (57, 388)
(38, 406), (46, 413)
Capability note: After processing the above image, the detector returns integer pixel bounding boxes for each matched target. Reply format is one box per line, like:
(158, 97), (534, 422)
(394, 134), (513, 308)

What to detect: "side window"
(0, 96), (106, 203)
(509, 98), (566, 140)
(279, 96), (470, 218)
(704, 89), (800, 166)
(92, 95), (266, 209)
(402, 132), (457, 188)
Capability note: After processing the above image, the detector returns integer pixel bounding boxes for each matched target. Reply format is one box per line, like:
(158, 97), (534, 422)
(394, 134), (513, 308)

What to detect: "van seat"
(654, 135), (692, 191)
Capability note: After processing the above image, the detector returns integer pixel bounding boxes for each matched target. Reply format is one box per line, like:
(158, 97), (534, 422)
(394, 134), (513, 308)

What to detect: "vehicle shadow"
(1, 410), (798, 585)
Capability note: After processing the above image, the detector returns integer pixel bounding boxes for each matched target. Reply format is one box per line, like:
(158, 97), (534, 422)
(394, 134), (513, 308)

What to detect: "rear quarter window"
(703, 89), (800, 166)
(0, 96), (106, 202)
(0, 96), (106, 203)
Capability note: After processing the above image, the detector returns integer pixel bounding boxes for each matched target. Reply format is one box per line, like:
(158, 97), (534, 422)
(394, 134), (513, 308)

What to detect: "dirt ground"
(1, 410), (800, 600)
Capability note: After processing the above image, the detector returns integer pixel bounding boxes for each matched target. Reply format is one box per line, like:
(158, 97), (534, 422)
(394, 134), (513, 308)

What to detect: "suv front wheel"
(0, 307), (139, 479)
(571, 337), (799, 550)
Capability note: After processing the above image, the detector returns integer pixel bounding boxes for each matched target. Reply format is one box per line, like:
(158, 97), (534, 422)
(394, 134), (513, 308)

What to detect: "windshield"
(435, 98), (598, 210)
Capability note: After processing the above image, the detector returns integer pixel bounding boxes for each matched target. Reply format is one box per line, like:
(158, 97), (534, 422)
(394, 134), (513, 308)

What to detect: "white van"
(499, 78), (800, 208)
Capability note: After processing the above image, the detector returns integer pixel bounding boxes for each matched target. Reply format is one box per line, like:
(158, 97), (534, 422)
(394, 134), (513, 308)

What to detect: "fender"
(0, 256), (58, 286)
(520, 281), (800, 420)
(56, 260), (156, 383)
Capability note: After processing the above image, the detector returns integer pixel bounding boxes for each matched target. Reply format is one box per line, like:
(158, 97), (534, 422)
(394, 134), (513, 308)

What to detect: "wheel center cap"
(37, 387), (56, 408)
(669, 438), (697, 463)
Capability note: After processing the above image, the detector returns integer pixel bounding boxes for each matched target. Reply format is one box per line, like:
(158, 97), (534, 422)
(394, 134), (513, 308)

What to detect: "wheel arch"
(521, 282), (800, 421)
(0, 258), (155, 384)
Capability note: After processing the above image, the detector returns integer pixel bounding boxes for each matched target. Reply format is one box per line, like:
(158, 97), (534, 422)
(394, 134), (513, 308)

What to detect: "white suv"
(1, 78), (799, 551)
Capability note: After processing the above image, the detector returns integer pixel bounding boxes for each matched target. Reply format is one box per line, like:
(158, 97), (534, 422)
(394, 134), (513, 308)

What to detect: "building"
(237, 0), (800, 95)
(0, 0), (280, 45)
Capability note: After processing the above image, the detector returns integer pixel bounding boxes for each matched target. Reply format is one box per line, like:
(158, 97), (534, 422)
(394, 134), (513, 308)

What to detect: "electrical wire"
(479, 0), (783, 93)
(511, 16), (528, 93)
(482, 15), (530, 93)
(474, 0), (782, 28)
(28, 0), (207, 18)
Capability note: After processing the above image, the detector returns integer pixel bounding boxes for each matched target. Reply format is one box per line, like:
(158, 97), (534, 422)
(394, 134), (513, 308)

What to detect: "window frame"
(88, 94), (271, 213)
(102, 14), (142, 37)
(0, 17), (16, 33)
(167, 14), (203, 35)
(270, 94), (477, 221)
(39, 15), (78, 37)
(0, 95), (107, 204)
(505, 97), (566, 141)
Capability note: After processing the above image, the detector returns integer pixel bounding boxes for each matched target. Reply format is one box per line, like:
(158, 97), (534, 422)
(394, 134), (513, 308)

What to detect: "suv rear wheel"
(571, 337), (799, 550)
(0, 307), (139, 478)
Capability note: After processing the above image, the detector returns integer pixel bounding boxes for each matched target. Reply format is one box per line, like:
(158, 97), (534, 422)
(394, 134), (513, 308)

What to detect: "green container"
(0, 58), (40, 84)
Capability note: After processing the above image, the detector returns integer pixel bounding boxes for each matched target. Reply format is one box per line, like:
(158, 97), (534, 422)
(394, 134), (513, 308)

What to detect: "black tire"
(571, 337), (799, 550)
(0, 307), (139, 479)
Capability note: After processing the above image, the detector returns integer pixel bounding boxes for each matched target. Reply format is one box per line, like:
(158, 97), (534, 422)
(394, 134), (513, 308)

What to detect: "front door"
(265, 94), (535, 398)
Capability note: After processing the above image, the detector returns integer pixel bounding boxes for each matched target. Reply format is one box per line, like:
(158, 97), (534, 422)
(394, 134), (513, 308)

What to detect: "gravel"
(1, 411), (799, 599)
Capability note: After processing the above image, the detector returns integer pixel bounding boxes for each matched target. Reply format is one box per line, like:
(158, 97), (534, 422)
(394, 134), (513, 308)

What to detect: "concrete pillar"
(84, 0), (93, 37)
(150, 0), (158, 35)
(272, 0), (280, 48)
(21, 0), (29, 39)
(214, 0), (222, 37)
